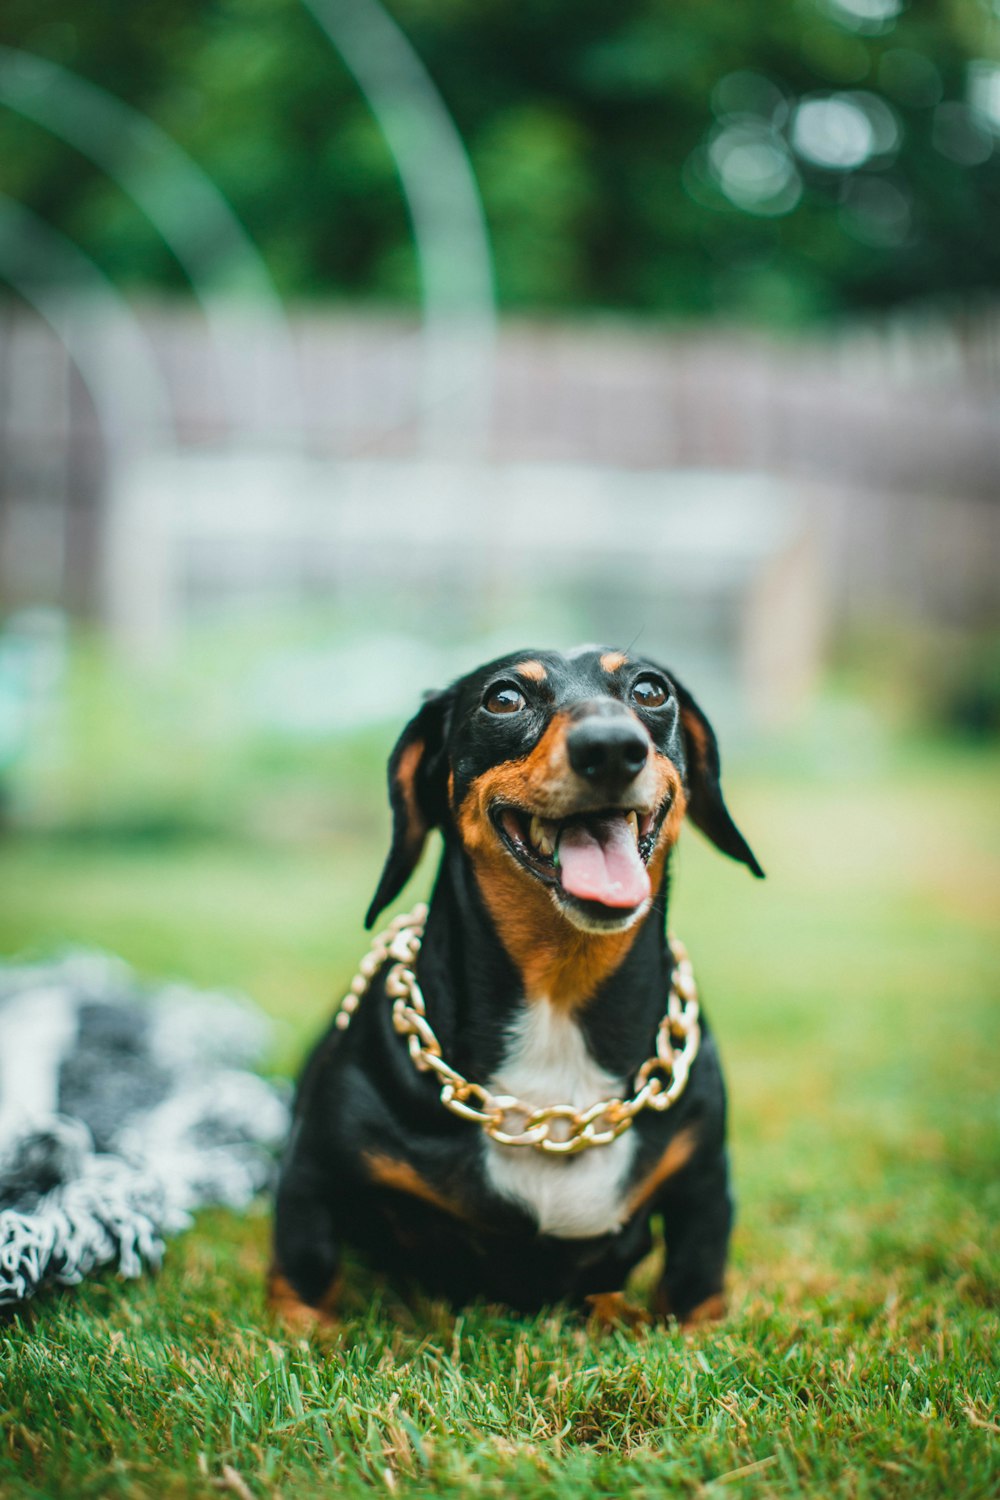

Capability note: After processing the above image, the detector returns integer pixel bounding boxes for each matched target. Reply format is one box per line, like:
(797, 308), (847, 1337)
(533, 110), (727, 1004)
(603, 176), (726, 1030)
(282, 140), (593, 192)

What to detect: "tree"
(0, 0), (997, 321)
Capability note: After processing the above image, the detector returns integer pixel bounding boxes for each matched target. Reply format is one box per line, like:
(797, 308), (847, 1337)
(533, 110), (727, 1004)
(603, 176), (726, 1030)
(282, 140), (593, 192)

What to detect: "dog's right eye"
(483, 684), (526, 715)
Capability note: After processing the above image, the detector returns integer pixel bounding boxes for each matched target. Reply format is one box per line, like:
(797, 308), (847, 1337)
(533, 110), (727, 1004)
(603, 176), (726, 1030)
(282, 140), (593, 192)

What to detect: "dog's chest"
(482, 999), (636, 1239)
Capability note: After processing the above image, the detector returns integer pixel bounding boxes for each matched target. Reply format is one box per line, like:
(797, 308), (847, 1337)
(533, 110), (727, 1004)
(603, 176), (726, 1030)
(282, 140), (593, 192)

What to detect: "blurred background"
(0, 0), (997, 1078)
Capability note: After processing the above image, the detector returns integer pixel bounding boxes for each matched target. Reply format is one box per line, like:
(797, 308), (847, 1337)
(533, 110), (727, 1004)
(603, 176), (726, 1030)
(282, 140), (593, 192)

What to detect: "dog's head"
(366, 647), (762, 969)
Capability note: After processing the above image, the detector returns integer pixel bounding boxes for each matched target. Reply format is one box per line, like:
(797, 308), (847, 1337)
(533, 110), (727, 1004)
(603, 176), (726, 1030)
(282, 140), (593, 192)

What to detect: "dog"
(270, 646), (763, 1332)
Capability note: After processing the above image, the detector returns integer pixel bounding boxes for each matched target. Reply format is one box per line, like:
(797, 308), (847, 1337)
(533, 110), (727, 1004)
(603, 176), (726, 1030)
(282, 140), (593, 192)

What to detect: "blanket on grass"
(0, 952), (289, 1306)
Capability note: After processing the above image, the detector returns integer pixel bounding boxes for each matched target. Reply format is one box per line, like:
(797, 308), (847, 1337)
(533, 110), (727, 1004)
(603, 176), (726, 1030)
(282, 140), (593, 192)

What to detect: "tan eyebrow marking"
(515, 659), (547, 682)
(600, 651), (628, 673)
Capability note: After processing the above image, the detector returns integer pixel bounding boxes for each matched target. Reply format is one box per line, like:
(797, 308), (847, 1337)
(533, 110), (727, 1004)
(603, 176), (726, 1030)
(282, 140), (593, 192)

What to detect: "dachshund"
(270, 646), (762, 1331)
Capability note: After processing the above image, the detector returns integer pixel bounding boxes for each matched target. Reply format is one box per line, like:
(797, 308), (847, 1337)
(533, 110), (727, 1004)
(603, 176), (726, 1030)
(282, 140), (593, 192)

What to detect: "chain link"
(332, 903), (701, 1155)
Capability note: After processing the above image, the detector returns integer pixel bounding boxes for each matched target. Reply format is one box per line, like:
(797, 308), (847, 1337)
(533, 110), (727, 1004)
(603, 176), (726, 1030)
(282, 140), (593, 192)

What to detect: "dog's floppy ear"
(671, 675), (764, 879)
(365, 688), (454, 928)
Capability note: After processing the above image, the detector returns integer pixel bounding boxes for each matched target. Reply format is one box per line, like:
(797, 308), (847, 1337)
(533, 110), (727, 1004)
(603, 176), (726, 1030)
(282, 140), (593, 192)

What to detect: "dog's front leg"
(653, 1146), (733, 1327)
(269, 1152), (344, 1336)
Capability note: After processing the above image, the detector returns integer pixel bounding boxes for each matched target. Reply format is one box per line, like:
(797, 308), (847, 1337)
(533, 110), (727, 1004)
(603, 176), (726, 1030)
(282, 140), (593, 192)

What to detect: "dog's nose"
(567, 716), (649, 787)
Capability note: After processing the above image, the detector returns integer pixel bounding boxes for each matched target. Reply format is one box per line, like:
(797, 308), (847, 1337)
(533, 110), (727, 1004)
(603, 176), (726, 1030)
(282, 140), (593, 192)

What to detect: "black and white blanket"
(0, 951), (290, 1306)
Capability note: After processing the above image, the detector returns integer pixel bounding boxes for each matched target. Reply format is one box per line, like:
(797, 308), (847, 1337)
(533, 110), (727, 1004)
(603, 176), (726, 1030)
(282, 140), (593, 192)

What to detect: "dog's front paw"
(653, 1284), (727, 1329)
(585, 1291), (653, 1332)
(266, 1268), (341, 1341)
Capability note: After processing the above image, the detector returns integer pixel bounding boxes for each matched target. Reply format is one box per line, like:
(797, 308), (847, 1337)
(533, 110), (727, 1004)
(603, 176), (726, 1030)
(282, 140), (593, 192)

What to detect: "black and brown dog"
(270, 646), (763, 1331)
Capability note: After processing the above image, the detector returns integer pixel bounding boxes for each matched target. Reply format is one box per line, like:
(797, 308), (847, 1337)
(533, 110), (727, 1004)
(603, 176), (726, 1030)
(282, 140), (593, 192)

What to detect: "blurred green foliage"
(1, 0), (998, 320)
(833, 622), (1000, 740)
(4, 624), (392, 844)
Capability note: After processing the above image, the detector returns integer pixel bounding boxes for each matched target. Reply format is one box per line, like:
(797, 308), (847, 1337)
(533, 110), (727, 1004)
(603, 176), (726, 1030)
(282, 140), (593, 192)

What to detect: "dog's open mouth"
(492, 801), (669, 914)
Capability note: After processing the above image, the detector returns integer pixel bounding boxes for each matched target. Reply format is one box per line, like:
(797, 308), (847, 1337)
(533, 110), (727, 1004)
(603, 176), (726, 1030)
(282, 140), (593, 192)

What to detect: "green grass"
(1, 735), (998, 1497)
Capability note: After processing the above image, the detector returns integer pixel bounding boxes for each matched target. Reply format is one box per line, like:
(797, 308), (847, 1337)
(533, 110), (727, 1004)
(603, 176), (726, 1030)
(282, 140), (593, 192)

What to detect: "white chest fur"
(482, 999), (636, 1239)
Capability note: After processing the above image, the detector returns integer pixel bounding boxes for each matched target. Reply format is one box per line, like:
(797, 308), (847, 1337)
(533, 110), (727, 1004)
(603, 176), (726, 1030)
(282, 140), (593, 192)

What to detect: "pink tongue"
(556, 816), (651, 909)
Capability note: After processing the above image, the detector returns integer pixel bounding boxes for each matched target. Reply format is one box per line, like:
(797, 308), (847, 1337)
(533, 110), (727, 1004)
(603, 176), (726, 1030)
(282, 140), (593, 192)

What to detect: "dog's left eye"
(483, 683), (526, 715)
(632, 676), (668, 709)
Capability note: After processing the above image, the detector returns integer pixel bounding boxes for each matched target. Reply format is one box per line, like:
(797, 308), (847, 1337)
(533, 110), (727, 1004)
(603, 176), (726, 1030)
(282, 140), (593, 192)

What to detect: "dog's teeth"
(529, 815), (556, 857)
(626, 811), (640, 844)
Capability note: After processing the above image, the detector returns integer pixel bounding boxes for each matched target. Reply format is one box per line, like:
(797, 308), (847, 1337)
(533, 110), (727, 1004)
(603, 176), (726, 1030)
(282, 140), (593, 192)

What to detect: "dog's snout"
(567, 716), (649, 787)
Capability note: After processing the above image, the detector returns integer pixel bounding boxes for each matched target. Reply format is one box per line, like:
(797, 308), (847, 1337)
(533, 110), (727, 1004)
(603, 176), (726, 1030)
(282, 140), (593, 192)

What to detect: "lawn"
(0, 728), (998, 1498)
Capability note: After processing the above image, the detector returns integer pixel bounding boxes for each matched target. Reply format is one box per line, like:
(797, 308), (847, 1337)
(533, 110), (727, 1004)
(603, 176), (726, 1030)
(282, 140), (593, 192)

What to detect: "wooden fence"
(0, 301), (997, 630)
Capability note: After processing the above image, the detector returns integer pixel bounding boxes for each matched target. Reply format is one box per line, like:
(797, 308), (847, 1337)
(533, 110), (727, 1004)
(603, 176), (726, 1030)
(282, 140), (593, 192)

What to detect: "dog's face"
(367, 647), (762, 974)
(443, 649), (688, 937)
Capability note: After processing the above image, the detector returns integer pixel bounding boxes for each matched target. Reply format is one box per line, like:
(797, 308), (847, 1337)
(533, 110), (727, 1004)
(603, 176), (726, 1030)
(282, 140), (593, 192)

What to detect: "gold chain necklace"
(333, 904), (701, 1157)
